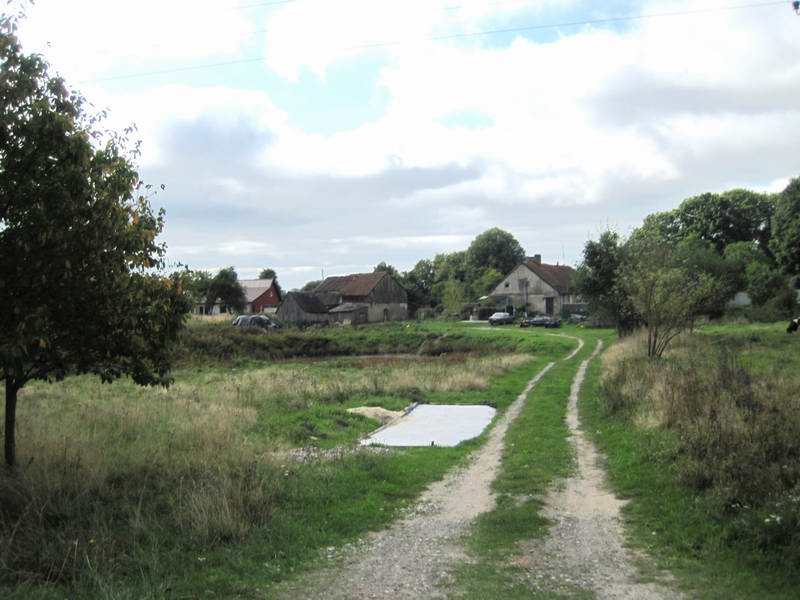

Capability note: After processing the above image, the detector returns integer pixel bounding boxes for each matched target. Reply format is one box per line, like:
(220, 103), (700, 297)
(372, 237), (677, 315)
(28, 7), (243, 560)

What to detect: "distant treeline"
(576, 178), (799, 351)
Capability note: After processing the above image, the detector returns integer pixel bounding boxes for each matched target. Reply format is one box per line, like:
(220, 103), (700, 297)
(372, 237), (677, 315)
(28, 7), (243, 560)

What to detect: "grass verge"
(580, 323), (800, 599)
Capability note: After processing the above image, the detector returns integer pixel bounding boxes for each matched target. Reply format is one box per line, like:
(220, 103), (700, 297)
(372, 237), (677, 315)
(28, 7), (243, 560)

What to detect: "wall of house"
(366, 302), (408, 322)
(251, 286), (280, 313)
(492, 265), (562, 314)
(275, 297), (329, 324)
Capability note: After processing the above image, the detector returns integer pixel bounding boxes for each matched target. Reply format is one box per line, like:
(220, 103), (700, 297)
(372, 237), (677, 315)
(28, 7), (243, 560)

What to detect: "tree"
(0, 17), (191, 467)
(205, 267), (246, 313)
(300, 280), (322, 292)
(466, 228), (525, 275)
(470, 267), (504, 298)
(674, 189), (775, 255)
(770, 177), (800, 277)
(373, 262), (399, 278)
(620, 234), (719, 358)
(258, 267), (282, 300)
(184, 270), (213, 304)
(575, 231), (638, 336)
(441, 278), (467, 316)
(402, 259), (435, 311)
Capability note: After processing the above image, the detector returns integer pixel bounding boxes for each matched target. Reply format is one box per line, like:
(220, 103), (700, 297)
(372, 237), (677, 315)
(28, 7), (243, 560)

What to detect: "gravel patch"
(516, 340), (684, 599)
(272, 361), (557, 600)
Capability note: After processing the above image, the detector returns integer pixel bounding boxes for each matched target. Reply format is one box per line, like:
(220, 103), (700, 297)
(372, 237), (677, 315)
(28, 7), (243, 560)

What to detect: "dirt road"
(273, 338), (681, 599)
(516, 341), (683, 599)
(274, 361), (556, 599)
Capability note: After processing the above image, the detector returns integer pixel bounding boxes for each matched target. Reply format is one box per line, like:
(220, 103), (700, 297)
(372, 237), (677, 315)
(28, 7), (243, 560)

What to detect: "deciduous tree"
(0, 16), (190, 467)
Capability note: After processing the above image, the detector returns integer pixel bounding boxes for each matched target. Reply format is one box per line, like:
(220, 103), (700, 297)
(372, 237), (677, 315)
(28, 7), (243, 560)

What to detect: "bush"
(600, 330), (800, 565)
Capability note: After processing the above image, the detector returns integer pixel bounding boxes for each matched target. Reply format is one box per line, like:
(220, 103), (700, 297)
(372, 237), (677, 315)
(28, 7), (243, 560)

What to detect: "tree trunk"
(5, 378), (18, 469)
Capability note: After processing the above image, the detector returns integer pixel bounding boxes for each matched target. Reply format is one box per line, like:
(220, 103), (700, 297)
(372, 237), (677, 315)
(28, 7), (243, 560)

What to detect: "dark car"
(232, 315), (280, 330)
(520, 315), (561, 328)
(488, 312), (515, 325)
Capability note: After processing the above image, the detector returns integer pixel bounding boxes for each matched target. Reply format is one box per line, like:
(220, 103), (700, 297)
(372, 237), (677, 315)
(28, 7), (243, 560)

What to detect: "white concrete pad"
(361, 404), (496, 448)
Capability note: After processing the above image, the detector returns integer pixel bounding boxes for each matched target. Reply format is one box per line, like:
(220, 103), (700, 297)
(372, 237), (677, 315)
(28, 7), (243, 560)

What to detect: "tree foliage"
(258, 267), (282, 300)
(770, 178), (800, 277)
(620, 235), (719, 358)
(466, 227), (525, 275)
(575, 231), (638, 335)
(0, 16), (191, 467)
(205, 267), (246, 313)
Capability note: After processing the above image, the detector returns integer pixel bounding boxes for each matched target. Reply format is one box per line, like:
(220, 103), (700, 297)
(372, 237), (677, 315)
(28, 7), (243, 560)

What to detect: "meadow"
(0, 320), (574, 599)
(583, 322), (800, 599)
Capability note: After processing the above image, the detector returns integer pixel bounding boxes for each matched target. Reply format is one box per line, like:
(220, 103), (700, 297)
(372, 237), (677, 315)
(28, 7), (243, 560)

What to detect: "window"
(504, 282), (509, 288)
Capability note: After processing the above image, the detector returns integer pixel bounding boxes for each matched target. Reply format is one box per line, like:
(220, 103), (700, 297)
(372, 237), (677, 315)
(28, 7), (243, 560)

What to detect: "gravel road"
(272, 361), (556, 600)
(516, 340), (684, 599)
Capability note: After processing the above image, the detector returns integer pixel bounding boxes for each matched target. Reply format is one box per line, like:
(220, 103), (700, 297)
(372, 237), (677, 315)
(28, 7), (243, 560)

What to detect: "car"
(520, 315), (561, 328)
(232, 315), (280, 330)
(488, 312), (515, 325)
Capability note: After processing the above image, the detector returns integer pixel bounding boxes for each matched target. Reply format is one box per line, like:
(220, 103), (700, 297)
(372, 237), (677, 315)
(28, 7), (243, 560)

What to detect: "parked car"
(488, 312), (515, 325)
(232, 315), (280, 330)
(520, 315), (561, 328)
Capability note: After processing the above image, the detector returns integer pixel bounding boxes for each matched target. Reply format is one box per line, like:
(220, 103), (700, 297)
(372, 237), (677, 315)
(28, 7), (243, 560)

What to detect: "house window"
(504, 282), (509, 288)
(518, 279), (528, 292)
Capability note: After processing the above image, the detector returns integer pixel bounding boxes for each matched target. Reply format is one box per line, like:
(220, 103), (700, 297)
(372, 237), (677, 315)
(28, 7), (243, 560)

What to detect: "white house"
(489, 255), (580, 316)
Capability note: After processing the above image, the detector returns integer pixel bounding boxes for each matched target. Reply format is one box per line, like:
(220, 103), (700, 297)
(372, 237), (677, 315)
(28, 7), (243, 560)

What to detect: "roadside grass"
(0, 322), (573, 599)
(581, 322), (800, 599)
(452, 328), (614, 599)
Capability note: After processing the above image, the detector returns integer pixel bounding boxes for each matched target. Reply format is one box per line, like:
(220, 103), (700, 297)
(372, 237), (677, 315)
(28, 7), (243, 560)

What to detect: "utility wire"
(79, 0), (788, 84)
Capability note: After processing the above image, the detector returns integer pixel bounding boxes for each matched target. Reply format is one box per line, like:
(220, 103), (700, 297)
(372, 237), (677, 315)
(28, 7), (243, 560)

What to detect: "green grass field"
(581, 322), (800, 599)
(0, 320), (579, 599)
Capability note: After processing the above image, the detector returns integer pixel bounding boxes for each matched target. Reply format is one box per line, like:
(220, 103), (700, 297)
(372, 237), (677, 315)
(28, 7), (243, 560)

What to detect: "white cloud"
(18, 0), (252, 80)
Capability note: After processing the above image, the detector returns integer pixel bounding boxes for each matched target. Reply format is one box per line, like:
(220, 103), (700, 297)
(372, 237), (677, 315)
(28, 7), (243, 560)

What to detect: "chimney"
(531, 254), (542, 265)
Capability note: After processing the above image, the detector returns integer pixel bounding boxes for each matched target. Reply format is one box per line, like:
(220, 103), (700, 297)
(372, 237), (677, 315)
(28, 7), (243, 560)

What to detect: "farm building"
(278, 272), (408, 325)
(314, 272), (408, 322)
(488, 255), (580, 316)
(275, 292), (330, 324)
(194, 278), (281, 315)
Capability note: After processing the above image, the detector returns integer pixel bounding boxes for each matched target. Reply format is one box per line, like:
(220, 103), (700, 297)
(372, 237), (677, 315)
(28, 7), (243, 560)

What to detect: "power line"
(79, 0), (788, 84)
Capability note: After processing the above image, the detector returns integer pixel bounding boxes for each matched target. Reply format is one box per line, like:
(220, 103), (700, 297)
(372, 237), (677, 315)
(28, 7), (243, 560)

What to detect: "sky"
(12, 0), (800, 290)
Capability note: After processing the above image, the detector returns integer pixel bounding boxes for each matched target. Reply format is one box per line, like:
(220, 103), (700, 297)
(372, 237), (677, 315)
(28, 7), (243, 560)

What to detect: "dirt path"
(516, 340), (683, 599)
(273, 360), (557, 600)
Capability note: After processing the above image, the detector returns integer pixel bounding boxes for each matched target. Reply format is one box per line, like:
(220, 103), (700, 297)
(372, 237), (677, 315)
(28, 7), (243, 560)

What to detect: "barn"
(489, 255), (580, 316)
(275, 292), (330, 324)
(314, 272), (408, 322)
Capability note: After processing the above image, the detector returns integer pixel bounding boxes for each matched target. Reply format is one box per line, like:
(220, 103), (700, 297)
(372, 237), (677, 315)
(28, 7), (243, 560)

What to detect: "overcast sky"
(14, 0), (800, 289)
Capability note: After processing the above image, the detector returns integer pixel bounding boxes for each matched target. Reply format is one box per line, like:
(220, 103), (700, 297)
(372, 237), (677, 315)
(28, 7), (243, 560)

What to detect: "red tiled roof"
(315, 272), (388, 297)
(524, 259), (576, 294)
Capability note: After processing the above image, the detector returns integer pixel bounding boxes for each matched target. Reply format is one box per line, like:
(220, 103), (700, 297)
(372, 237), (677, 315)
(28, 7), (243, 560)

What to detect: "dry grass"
(0, 351), (532, 590)
(600, 327), (800, 565)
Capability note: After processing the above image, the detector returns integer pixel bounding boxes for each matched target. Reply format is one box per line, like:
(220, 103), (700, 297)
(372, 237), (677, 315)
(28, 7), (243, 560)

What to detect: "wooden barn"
(489, 255), (580, 316)
(314, 272), (408, 322)
(275, 292), (330, 324)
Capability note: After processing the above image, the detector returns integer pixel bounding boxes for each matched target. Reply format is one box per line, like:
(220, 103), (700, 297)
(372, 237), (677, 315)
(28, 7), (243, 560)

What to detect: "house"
(277, 272), (408, 325)
(239, 278), (281, 314)
(193, 278), (281, 316)
(314, 272), (408, 322)
(488, 255), (580, 316)
(276, 292), (331, 324)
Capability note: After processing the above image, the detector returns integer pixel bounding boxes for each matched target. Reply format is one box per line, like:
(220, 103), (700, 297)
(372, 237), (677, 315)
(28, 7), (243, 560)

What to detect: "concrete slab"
(361, 404), (496, 448)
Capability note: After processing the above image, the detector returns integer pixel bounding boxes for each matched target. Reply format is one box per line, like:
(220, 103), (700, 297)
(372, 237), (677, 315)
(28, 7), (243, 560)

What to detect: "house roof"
(239, 279), (274, 303)
(286, 292), (329, 314)
(315, 272), (388, 297)
(329, 302), (369, 313)
(523, 259), (576, 294)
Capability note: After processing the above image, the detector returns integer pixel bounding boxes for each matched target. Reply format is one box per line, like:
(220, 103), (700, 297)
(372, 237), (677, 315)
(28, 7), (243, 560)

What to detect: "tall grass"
(0, 349), (531, 592)
(600, 329), (800, 568)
